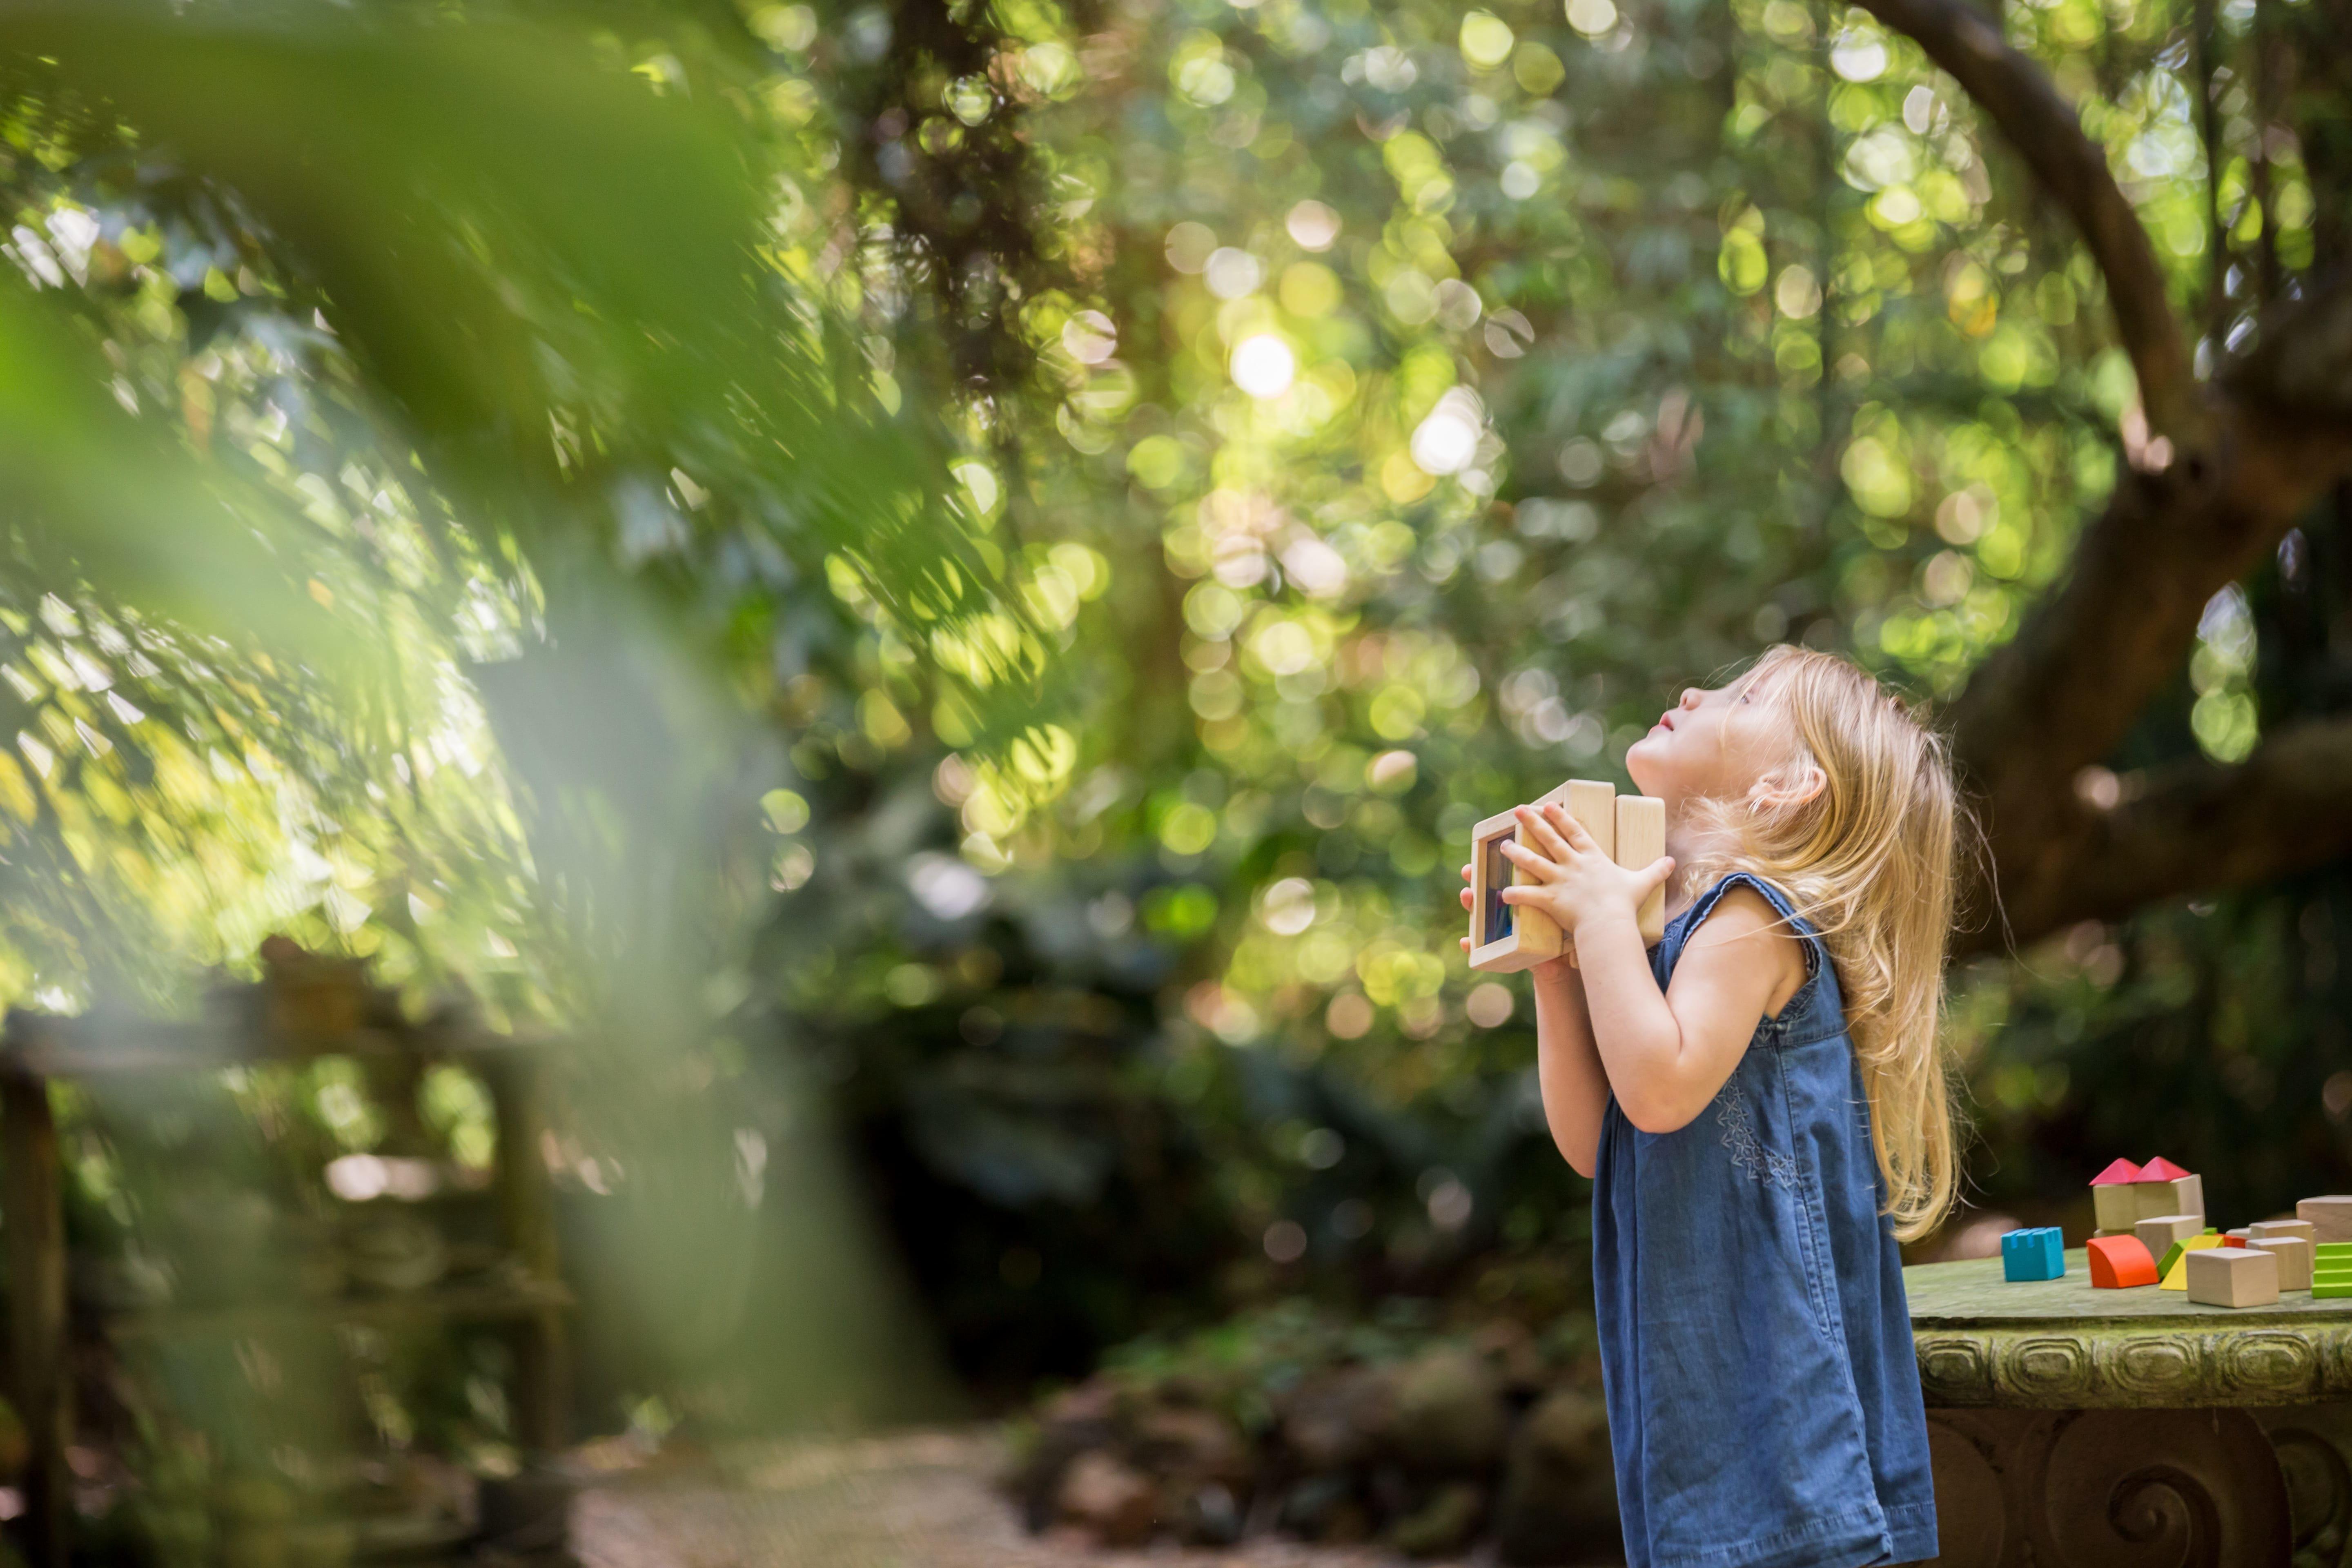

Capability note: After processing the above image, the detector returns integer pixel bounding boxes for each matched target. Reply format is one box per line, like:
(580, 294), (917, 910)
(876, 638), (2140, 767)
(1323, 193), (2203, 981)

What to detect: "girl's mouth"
(1656, 710), (1677, 732)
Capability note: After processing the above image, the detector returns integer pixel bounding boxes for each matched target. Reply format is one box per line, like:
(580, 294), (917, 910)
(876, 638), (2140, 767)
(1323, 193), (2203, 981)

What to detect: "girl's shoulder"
(1669, 870), (1812, 943)
(1662, 873), (1823, 1018)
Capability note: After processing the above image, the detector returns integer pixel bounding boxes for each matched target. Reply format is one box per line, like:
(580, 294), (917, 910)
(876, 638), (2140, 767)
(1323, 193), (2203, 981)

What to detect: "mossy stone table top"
(1904, 1250), (2352, 1408)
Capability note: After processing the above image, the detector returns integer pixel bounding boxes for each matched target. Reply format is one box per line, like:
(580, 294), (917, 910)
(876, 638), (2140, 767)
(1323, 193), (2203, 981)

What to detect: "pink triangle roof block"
(2138, 1156), (2194, 1180)
(2090, 1158), (2143, 1186)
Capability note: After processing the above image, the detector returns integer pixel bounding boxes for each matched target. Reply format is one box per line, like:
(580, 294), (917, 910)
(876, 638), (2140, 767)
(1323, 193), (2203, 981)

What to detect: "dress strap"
(1675, 873), (1832, 1042)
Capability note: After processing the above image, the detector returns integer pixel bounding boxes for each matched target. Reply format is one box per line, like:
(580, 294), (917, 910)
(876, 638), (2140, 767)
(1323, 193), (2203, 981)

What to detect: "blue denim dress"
(1591, 873), (1938, 1568)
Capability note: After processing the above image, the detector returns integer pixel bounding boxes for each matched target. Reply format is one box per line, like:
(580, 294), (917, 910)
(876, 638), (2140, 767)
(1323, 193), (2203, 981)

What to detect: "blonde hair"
(1676, 646), (1962, 1243)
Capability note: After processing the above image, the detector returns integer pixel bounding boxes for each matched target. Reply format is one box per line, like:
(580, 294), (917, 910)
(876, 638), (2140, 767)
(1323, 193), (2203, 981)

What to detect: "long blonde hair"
(1676, 646), (1962, 1242)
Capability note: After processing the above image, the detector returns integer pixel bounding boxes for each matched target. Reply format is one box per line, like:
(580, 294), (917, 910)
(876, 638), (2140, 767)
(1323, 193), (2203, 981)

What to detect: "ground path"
(572, 1429), (1460, 1568)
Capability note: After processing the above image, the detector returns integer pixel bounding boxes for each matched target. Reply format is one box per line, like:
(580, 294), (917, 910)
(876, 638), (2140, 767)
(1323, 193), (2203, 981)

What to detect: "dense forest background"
(2, 0), (2351, 1473)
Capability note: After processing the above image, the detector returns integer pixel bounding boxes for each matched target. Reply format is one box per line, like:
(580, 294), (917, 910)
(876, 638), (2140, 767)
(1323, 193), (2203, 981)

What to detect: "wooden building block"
(1466, 782), (1570, 973)
(2185, 1245), (2279, 1308)
(2251, 1236), (2314, 1290)
(1613, 794), (1667, 947)
(2299, 1196), (2352, 1243)
(2132, 1174), (2204, 1223)
(2087, 1234), (2159, 1289)
(2092, 1185), (2142, 1234)
(2000, 1227), (2065, 1282)
(1468, 781), (1616, 973)
(2159, 1234), (2225, 1289)
(2250, 1219), (2317, 1245)
(2135, 1214), (2203, 1258)
(1565, 779), (1617, 861)
(2223, 1229), (2251, 1247)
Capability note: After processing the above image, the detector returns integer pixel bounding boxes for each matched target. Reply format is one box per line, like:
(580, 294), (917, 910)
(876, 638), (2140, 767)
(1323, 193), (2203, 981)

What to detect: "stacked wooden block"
(2048, 1173), (2352, 1307)
(2244, 1220), (2314, 1291)
(1466, 780), (1666, 973)
(2078, 1156), (2206, 1293)
(2089, 1156), (2203, 1236)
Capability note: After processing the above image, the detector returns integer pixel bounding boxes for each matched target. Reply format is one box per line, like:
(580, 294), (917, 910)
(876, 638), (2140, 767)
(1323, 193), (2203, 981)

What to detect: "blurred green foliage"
(1, 0), (2350, 1442)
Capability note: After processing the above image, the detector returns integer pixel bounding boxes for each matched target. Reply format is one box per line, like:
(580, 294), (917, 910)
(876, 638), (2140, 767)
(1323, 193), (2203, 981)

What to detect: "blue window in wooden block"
(2001, 1226), (2065, 1281)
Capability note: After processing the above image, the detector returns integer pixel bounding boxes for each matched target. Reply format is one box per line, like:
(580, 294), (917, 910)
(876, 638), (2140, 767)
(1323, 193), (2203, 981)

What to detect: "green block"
(2317, 1242), (2352, 1258)
(2316, 1279), (2352, 1299)
(2158, 1240), (2188, 1276)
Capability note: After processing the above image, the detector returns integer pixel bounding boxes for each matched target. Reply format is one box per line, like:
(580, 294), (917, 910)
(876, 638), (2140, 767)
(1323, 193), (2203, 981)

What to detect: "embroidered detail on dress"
(1716, 1091), (1798, 1187)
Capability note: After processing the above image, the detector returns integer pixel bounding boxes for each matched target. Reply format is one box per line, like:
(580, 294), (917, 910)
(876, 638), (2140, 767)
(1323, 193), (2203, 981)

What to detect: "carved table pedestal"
(1908, 1252), (2352, 1566)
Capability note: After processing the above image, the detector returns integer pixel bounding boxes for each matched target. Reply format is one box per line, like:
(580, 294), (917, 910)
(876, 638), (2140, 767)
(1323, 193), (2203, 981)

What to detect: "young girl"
(1460, 646), (1955, 1568)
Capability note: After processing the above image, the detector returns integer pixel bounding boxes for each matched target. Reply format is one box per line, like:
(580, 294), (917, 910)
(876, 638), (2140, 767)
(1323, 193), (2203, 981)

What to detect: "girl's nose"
(1679, 688), (1703, 709)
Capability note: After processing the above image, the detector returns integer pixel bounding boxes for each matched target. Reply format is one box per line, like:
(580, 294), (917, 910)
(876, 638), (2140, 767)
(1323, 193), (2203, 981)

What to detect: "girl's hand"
(1460, 859), (1581, 976)
(1499, 802), (1674, 947)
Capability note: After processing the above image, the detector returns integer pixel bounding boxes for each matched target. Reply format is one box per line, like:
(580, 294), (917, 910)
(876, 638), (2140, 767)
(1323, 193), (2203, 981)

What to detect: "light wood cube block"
(1615, 794), (1666, 946)
(2250, 1219), (2317, 1245)
(2092, 1185), (2142, 1233)
(2252, 1236), (2314, 1290)
(2185, 1245), (2280, 1308)
(2132, 1174), (2204, 1223)
(2135, 1214), (2203, 1257)
(2299, 1196), (2352, 1243)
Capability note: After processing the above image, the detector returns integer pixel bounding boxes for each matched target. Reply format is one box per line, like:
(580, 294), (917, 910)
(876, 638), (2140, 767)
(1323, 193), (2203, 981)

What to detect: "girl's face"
(1625, 669), (1795, 809)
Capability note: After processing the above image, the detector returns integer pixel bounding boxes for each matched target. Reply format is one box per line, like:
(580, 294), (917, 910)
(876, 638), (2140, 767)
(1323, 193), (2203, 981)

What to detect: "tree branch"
(1947, 273), (2352, 931)
(1962, 715), (2352, 953)
(1856, 0), (2204, 446)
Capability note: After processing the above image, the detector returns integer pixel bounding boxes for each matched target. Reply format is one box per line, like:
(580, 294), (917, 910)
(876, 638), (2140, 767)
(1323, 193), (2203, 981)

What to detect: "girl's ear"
(1746, 763), (1827, 813)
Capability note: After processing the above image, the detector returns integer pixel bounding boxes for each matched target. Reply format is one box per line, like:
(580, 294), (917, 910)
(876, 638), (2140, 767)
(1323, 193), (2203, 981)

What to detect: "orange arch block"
(2088, 1234), (2159, 1288)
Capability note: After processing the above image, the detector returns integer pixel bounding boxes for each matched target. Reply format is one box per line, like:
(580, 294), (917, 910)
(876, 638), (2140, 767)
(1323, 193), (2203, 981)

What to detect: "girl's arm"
(1530, 958), (1609, 1174)
(1461, 862), (1610, 1174)
(1501, 804), (1806, 1135)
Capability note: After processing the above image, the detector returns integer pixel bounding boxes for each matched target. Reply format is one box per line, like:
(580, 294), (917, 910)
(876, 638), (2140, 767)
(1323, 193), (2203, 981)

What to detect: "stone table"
(1907, 1250), (2352, 1566)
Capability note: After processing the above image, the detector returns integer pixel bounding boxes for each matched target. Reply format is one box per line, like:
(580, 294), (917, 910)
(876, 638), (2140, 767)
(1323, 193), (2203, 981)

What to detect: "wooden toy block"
(2131, 1174), (2204, 1224)
(1466, 781), (1582, 973)
(1614, 793), (1667, 947)
(2317, 1279), (2352, 1299)
(2299, 1196), (2352, 1243)
(2251, 1236), (2314, 1290)
(2135, 1214), (2203, 1258)
(1468, 781), (1655, 972)
(2185, 1245), (2279, 1308)
(1565, 778), (1617, 862)
(1466, 780), (1613, 972)
(2159, 1234), (2225, 1289)
(2250, 1219), (2317, 1245)
(2092, 1187), (2141, 1234)
(2091, 1158), (2144, 1185)
(2000, 1226), (2065, 1282)
(2087, 1234), (2159, 1289)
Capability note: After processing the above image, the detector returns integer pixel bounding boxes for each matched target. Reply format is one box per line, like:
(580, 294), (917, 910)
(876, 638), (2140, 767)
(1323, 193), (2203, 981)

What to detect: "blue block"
(2002, 1226), (2066, 1281)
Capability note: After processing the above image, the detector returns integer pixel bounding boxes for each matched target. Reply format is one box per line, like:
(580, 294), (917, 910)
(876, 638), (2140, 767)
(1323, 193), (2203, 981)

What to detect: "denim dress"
(1591, 873), (1938, 1568)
